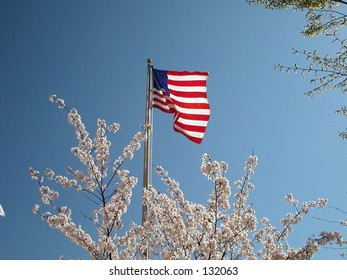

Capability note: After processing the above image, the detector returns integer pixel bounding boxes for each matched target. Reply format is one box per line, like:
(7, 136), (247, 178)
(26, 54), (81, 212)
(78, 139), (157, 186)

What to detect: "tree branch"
(333, 0), (347, 6)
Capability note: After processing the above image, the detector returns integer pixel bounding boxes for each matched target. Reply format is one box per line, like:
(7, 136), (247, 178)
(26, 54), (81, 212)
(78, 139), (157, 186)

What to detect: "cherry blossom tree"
(29, 96), (345, 259)
(246, 2), (347, 258)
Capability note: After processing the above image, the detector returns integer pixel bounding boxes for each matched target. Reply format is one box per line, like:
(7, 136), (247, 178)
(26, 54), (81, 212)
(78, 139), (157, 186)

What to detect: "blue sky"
(1, 0), (346, 260)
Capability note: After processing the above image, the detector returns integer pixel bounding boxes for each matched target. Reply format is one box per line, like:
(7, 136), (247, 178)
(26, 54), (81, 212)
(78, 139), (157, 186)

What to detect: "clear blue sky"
(0, 0), (346, 260)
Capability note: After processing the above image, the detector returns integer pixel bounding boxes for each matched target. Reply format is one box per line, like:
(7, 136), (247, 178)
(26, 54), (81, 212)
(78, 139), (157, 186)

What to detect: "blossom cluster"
(28, 96), (345, 259)
(29, 96), (147, 259)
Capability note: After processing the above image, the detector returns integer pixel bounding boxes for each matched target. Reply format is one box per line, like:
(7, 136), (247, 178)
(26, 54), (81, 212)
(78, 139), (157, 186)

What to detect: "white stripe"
(175, 106), (210, 115)
(176, 118), (208, 127)
(152, 88), (166, 96)
(152, 91), (174, 109)
(153, 91), (210, 114)
(152, 101), (172, 111)
(167, 74), (208, 81)
(168, 84), (207, 92)
(153, 88), (209, 104)
(174, 124), (205, 138)
(171, 95), (209, 104)
(153, 92), (169, 103)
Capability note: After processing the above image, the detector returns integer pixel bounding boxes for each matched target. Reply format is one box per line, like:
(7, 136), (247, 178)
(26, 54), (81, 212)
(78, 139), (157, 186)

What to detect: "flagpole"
(142, 58), (153, 260)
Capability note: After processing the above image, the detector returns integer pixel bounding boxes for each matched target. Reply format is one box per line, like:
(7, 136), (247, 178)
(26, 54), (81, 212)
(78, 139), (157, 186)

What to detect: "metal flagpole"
(142, 58), (153, 260)
(0, 203), (5, 217)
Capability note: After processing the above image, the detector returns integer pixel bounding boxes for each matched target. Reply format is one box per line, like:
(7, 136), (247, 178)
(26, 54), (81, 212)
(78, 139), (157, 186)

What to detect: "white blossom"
(285, 193), (298, 206)
(29, 167), (40, 181)
(28, 96), (345, 260)
(49, 94), (57, 103)
(108, 122), (120, 133)
(317, 198), (328, 208)
(56, 98), (65, 109)
(32, 204), (40, 214)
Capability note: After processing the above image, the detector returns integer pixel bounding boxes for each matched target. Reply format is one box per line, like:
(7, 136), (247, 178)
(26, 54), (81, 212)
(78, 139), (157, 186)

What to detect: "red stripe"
(152, 90), (167, 98)
(152, 91), (170, 102)
(153, 104), (172, 114)
(168, 89), (208, 98)
(171, 99), (210, 110)
(173, 127), (203, 144)
(175, 121), (207, 133)
(152, 98), (170, 109)
(153, 91), (175, 103)
(153, 91), (209, 110)
(152, 99), (170, 108)
(167, 79), (207, 87)
(167, 71), (209, 77)
(152, 95), (176, 114)
(178, 112), (210, 121)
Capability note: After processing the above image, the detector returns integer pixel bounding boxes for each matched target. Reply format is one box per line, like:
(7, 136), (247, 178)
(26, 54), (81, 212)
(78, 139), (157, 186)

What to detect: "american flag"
(152, 68), (210, 144)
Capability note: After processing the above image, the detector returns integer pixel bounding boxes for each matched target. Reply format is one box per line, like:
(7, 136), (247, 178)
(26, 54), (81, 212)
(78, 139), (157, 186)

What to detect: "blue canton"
(153, 68), (170, 96)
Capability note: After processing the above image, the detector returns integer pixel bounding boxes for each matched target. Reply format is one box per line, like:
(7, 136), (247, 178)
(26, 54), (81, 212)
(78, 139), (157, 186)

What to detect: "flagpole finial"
(147, 58), (152, 65)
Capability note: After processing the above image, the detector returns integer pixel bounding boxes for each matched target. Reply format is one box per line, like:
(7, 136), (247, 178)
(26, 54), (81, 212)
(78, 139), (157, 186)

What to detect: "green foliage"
(275, 32), (347, 96)
(247, 0), (346, 37)
(303, 8), (347, 36)
(247, 0), (347, 95)
(247, 0), (347, 139)
(247, 0), (337, 10)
